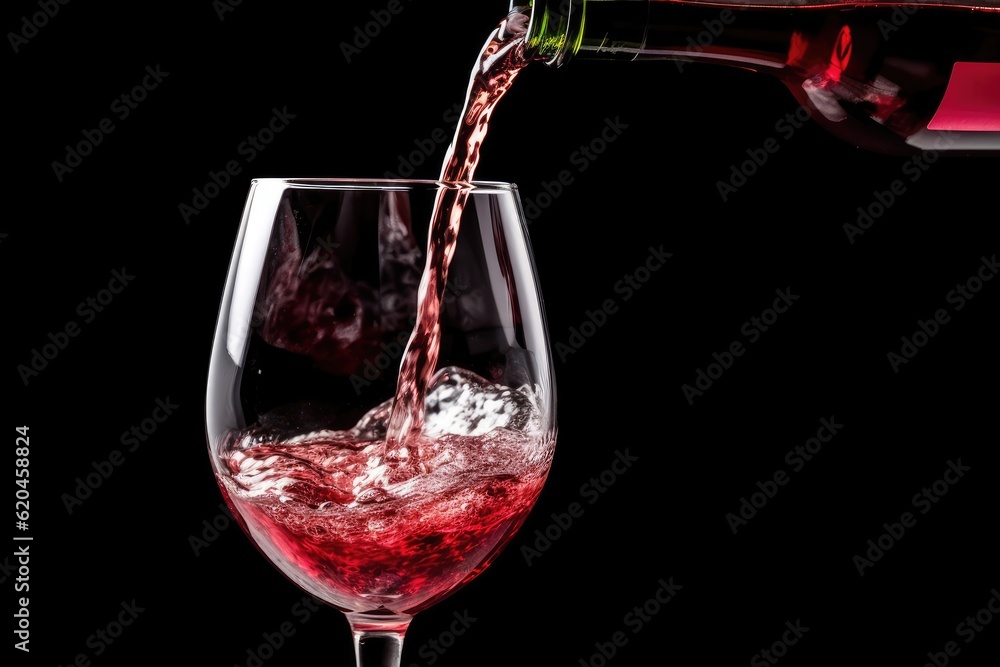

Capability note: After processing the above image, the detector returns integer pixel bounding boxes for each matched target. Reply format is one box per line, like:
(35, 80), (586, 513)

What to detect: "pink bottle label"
(927, 62), (1000, 131)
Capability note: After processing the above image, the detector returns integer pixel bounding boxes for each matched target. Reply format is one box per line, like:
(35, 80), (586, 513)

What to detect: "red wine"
(384, 9), (531, 453)
(218, 367), (553, 615)
(520, 0), (1000, 154)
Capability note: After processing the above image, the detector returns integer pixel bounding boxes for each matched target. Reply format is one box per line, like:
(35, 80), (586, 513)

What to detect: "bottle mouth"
(512, 0), (585, 67)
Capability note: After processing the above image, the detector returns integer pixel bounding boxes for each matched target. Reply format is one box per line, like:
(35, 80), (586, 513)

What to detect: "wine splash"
(384, 8), (531, 455)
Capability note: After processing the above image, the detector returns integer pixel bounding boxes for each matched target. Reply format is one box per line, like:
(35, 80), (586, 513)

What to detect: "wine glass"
(205, 178), (557, 666)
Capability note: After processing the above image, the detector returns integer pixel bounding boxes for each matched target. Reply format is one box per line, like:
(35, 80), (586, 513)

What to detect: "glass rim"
(251, 178), (518, 192)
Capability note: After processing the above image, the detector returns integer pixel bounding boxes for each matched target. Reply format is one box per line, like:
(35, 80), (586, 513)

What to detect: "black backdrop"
(6, 2), (999, 666)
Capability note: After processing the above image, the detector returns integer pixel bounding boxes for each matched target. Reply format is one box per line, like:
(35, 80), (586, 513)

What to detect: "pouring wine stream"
(379, 9), (532, 470)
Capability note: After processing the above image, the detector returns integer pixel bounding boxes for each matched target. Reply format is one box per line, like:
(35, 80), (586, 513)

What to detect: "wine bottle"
(512, 0), (1000, 155)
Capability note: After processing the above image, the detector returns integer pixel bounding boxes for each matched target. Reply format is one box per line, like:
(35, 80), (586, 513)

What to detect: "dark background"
(6, 1), (998, 666)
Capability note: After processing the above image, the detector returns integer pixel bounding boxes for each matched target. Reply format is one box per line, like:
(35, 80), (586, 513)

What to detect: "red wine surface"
(219, 367), (553, 615)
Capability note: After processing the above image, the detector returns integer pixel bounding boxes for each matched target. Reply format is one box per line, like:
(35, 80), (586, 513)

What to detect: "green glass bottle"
(512, 0), (1000, 154)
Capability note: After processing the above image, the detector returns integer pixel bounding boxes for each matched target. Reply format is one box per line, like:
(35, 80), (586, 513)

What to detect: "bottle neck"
(517, 0), (649, 66)
(516, 0), (1000, 72)
(517, 0), (806, 70)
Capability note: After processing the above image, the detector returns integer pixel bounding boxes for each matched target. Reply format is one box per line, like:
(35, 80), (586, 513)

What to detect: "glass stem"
(349, 616), (412, 667)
